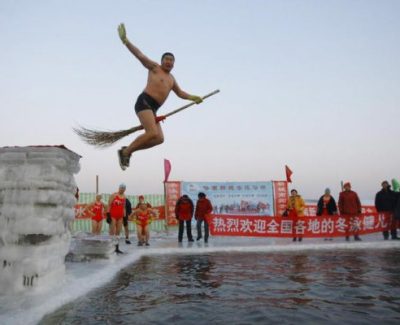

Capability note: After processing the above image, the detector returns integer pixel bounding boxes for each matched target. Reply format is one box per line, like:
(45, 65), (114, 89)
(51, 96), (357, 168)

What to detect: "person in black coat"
(394, 192), (400, 222)
(317, 188), (337, 241)
(375, 180), (398, 240)
(317, 188), (337, 216)
(123, 197), (132, 244)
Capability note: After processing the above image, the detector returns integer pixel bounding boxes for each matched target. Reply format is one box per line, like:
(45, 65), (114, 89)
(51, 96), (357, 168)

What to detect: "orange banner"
(208, 212), (394, 237)
(165, 181), (182, 225)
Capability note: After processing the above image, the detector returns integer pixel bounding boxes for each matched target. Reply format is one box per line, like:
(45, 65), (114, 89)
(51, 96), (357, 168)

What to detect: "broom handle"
(163, 89), (220, 119)
(128, 89), (220, 132)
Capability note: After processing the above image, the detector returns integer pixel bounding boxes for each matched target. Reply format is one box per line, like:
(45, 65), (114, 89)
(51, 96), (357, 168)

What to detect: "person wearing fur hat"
(338, 182), (362, 241)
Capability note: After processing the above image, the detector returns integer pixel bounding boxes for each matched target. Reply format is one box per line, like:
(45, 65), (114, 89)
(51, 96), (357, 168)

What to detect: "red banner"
(74, 204), (165, 220)
(273, 181), (289, 216)
(165, 181), (181, 225)
(303, 205), (377, 216)
(208, 213), (393, 237)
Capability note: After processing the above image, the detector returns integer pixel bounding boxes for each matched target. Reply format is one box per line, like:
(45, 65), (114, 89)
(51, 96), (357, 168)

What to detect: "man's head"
(138, 195), (145, 203)
(161, 52), (175, 72)
(198, 192), (206, 199)
(118, 183), (126, 194)
(381, 180), (390, 190)
(343, 182), (351, 191)
(139, 202), (148, 211)
(96, 194), (102, 201)
(324, 188), (331, 195)
(290, 189), (298, 196)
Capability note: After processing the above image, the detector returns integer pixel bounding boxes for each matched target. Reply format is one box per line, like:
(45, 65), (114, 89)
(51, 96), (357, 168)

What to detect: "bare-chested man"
(117, 23), (203, 170)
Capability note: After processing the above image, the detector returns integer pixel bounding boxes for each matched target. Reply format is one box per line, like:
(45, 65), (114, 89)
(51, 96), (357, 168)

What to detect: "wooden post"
(96, 175), (99, 194)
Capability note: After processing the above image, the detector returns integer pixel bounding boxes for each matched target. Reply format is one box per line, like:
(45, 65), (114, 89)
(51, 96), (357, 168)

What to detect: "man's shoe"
(118, 147), (130, 171)
(138, 241), (143, 246)
(188, 238), (194, 242)
(115, 244), (124, 254)
(196, 237), (202, 241)
(354, 236), (362, 241)
(125, 239), (132, 244)
(345, 236), (350, 242)
(145, 242), (150, 246)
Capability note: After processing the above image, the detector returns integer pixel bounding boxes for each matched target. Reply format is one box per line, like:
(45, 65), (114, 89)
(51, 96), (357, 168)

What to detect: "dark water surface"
(41, 249), (400, 324)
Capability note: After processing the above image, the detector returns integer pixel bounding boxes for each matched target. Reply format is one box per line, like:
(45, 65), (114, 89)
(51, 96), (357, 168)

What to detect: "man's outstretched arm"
(172, 78), (203, 104)
(118, 23), (157, 70)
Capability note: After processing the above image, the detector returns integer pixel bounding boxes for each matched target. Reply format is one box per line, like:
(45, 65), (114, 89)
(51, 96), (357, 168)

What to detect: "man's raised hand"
(118, 23), (128, 44)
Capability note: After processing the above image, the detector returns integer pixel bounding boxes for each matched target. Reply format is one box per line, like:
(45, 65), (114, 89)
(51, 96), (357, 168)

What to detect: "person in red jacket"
(338, 182), (362, 241)
(195, 192), (213, 243)
(175, 195), (194, 243)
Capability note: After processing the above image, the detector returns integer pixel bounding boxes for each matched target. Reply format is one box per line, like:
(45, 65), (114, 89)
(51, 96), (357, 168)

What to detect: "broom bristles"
(74, 89), (220, 148)
(73, 125), (142, 148)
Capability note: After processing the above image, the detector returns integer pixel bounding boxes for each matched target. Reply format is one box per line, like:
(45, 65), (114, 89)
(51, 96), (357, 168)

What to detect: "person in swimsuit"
(107, 184), (127, 254)
(130, 202), (155, 246)
(117, 23), (203, 170)
(86, 194), (107, 235)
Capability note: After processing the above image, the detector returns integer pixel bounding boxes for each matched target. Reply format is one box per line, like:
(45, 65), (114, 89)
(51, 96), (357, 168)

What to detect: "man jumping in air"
(117, 23), (203, 170)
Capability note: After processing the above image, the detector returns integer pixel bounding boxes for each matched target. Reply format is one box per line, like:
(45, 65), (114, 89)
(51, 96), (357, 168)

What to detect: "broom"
(73, 89), (220, 148)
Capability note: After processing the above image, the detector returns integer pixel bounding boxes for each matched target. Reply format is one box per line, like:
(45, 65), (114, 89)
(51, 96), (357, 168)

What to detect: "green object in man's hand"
(118, 23), (128, 44)
(188, 95), (203, 104)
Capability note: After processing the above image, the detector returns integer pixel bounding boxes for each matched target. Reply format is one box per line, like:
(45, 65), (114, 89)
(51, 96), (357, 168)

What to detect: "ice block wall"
(0, 146), (80, 293)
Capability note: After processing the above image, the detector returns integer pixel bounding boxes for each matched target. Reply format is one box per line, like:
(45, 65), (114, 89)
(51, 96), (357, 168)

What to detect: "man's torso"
(144, 67), (174, 105)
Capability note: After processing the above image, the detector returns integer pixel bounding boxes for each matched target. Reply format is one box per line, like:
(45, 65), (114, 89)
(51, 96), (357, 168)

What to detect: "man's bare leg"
(124, 110), (164, 156)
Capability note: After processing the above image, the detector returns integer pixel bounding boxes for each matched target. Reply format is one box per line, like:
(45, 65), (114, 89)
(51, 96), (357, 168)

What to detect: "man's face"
(118, 187), (126, 195)
(344, 185), (351, 191)
(161, 55), (175, 72)
(382, 182), (389, 190)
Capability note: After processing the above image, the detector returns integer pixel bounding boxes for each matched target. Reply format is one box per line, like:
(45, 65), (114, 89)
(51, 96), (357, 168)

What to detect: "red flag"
(164, 159), (172, 182)
(285, 165), (293, 183)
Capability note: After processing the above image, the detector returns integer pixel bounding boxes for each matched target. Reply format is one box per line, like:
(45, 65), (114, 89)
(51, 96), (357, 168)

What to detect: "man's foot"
(125, 239), (131, 245)
(196, 237), (202, 241)
(391, 237), (400, 240)
(118, 147), (130, 171)
(345, 236), (350, 242)
(145, 242), (150, 246)
(138, 241), (143, 246)
(299, 238), (302, 242)
(188, 238), (194, 242)
(204, 239), (208, 243)
(293, 237), (297, 242)
(115, 244), (124, 254)
(354, 236), (362, 241)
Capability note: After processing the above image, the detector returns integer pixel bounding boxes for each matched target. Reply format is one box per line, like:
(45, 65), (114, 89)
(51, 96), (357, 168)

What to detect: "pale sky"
(1, 0), (399, 200)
